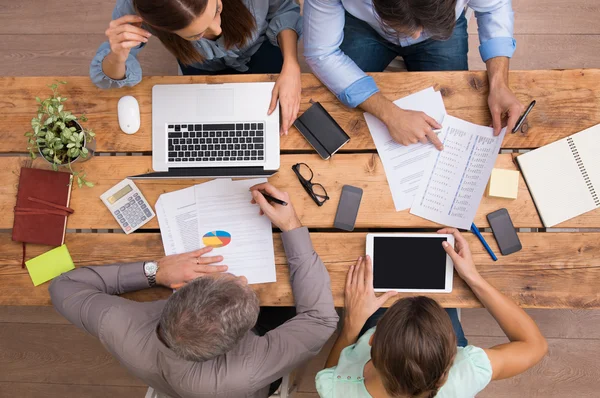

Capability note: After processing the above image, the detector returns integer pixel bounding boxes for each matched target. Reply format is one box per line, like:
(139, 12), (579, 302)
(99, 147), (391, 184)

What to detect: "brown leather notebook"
(12, 168), (74, 248)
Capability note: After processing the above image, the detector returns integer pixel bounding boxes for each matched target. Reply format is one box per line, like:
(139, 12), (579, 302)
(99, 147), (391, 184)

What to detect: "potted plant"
(25, 81), (96, 187)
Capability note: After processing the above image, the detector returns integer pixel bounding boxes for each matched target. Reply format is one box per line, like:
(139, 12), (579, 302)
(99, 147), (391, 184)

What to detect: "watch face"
(144, 262), (158, 276)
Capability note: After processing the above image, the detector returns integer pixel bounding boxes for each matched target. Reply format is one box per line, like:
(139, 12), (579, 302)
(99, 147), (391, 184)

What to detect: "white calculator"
(100, 179), (155, 234)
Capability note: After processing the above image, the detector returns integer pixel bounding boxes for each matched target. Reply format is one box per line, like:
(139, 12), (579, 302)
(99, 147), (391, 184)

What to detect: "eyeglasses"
(292, 163), (329, 206)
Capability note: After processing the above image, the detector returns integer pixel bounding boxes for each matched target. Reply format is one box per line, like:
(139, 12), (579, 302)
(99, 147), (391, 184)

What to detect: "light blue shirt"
(90, 0), (302, 89)
(316, 328), (493, 398)
(303, 0), (516, 107)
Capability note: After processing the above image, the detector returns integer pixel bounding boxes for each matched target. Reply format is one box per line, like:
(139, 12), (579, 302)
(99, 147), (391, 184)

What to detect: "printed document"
(195, 178), (276, 284)
(410, 115), (506, 229)
(364, 87), (447, 210)
(155, 181), (223, 256)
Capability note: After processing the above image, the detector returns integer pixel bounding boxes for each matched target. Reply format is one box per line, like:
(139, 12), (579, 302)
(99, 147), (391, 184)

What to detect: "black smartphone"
(487, 208), (522, 255)
(334, 185), (363, 231)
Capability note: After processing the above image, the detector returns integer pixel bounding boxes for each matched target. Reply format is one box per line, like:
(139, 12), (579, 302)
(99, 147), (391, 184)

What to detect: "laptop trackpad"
(197, 89), (234, 117)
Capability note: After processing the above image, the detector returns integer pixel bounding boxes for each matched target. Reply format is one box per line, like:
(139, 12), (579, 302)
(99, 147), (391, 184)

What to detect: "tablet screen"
(373, 237), (448, 290)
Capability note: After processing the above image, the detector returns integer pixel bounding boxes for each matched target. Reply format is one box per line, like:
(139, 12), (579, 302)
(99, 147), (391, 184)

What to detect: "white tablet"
(366, 233), (455, 293)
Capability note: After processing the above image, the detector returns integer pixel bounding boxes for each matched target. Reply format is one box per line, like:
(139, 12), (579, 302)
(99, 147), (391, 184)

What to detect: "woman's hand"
(344, 256), (397, 334)
(438, 228), (480, 282)
(268, 62), (301, 135)
(155, 246), (228, 289)
(105, 15), (152, 63)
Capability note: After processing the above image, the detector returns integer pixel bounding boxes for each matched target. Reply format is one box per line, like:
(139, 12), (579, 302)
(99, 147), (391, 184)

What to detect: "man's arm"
(469, 0), (523, 134)
(249, 227), (339, 390)
(49, 262), (150, 337)
(49, 247), (229, 336)
(248, 184), (339, 390)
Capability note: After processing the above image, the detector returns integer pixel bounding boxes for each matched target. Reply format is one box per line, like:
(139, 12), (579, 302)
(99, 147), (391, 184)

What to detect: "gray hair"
(159, 275), (260, 361)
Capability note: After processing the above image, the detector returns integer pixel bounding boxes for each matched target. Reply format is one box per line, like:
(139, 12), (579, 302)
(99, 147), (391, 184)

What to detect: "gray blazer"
(50, 227), (338, 397)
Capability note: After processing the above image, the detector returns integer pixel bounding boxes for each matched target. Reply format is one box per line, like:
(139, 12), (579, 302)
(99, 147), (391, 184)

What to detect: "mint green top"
(316, 328), (493, 398)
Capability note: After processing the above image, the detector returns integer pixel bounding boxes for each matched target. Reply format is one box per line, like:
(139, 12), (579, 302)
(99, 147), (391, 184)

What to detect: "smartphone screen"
(334, 185), (363, 231)
(487, 209), (522, 255)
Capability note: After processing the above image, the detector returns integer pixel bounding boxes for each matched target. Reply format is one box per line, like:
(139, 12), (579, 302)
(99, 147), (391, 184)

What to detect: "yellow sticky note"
(487, 168), (520, 199)
(25, 244), (75, 286)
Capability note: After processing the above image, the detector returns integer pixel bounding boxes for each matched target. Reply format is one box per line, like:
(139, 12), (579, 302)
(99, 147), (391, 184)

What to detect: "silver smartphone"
(333, 185), (363, 231)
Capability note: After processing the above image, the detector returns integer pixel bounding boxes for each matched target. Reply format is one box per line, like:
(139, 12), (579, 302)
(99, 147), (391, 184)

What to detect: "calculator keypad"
(116, 193), (153, 232)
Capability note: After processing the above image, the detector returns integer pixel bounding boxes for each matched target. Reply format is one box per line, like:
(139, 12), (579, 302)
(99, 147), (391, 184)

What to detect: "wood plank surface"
(468, 0), (600, 35)
(0, 35), (177, 78)
(1, 232), (598, 308)
(3, 153), (598, 229)
(2, 0), (599, 37)
(0, 323), (145, 386)
(0, 384), (147, 398)
(468, 35), (600, 71)
(2, 71), (600, 153)
(462, 308), (600, 339)
(471, 337), (600, 398)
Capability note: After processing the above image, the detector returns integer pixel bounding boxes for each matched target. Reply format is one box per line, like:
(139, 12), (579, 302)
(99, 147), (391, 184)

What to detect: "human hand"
(105, 15), (151, 63)
(250, 182), (302, 232)
(155, 247), (228, 289)
(382, 105), (444, 150)
(488, 84), (525, 136)
(268, 62), (301, 135)
(344, 256), (397, 333)
(438, 228), (480, 282)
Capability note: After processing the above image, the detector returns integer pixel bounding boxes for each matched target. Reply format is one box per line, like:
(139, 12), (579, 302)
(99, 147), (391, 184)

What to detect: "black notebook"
(293, 102), (350, 160)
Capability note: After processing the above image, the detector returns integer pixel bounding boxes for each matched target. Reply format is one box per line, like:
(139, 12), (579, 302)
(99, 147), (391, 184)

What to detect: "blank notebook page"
(517, 123), (600, 227)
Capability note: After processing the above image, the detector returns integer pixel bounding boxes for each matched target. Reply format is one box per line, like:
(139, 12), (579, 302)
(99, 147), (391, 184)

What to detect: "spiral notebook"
(516, 123), (600, 227)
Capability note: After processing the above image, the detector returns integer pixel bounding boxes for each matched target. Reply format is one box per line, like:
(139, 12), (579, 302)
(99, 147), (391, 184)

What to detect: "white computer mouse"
(117, 95), (140, 134)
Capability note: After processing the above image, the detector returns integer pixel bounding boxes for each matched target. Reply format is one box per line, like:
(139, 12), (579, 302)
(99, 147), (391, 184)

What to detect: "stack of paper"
(364, 87), (446, 211)
(364, 88), (506, 229)
(155, 178), (276, 284)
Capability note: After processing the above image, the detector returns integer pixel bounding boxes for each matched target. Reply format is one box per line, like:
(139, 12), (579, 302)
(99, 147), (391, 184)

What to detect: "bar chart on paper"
(202, 231), (232, 248)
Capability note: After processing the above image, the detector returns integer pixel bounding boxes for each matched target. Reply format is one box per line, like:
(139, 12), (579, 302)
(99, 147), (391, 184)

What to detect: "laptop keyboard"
(166, 122), (265, 163)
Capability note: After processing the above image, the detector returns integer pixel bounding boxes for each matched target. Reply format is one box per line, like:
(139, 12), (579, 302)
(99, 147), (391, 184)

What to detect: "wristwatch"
(143, 261), (159, 287)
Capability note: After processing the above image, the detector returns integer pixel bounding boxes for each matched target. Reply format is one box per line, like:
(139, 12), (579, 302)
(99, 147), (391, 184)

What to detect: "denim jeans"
(339, 11), (469, 72)
(178, 39), (284, 76)
(358, 307), (469, 347)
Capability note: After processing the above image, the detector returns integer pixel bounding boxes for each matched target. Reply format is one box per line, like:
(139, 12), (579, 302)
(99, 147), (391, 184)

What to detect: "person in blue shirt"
(91, 0), (302, 134)
(303, 0), (524, 149)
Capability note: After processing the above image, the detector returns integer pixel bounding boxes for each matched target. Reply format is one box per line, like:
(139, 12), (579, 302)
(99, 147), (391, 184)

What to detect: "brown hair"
(133, 0), (256, 65)
(372, 0), (458, 40)
(371, 297), (457, 398)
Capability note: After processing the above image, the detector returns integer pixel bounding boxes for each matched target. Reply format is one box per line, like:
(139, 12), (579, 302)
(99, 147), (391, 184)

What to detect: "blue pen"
(470, 223), (498, 261)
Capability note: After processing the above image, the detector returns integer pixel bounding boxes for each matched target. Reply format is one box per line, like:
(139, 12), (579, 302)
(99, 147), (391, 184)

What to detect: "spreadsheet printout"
(410, 115), (506, 229)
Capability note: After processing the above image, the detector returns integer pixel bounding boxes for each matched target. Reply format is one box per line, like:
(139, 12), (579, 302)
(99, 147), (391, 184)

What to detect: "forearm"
(486, 57), (510, 90)
(359, 92), (395, 123)
(465, 273), (544, 345)
(278, 29), (299, 69)
(324, 320), (361, 368)
(101, 52), (128, 81)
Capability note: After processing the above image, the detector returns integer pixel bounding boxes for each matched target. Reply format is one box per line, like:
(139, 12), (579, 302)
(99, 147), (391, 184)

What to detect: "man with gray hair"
(50, 182), (339, 397)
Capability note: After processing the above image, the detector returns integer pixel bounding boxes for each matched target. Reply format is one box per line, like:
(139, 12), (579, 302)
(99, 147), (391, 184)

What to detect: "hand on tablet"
(343, 256), (397, 333)
(438, 228), (480, 282)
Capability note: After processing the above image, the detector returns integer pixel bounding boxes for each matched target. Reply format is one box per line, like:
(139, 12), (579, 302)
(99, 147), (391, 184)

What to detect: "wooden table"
(1, 71), (599, 309)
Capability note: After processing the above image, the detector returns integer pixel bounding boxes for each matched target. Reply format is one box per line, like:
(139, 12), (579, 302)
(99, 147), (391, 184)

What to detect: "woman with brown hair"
(317, 228), (548, 398)
(90, 0), (302, 134)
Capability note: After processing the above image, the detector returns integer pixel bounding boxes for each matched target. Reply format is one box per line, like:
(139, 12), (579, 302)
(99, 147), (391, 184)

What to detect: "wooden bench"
(1, 71), (599, 309)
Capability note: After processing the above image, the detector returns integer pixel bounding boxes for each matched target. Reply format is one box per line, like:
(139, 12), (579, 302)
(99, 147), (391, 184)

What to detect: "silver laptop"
(136, 82), (280, 179)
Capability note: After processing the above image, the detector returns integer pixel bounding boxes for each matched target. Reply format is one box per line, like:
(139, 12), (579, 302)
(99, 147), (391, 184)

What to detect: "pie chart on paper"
(202, 231), (232, 248)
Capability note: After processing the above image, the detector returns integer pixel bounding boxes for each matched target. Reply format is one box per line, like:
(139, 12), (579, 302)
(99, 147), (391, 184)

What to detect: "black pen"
(260, 191), (288, 206)
(512, 100), (536, 134)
